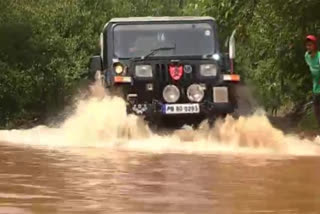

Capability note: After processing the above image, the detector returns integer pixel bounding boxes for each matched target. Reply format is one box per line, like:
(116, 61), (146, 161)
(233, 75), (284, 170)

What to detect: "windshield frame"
(110, 21), (217, 59)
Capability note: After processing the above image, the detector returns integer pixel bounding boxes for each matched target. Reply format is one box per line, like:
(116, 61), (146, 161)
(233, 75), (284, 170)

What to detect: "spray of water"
(0, 82), (319, 156)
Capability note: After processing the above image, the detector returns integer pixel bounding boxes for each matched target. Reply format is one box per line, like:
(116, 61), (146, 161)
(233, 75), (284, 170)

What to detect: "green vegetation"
(298, 108), (319, 131)
(1, 0), (320, 128)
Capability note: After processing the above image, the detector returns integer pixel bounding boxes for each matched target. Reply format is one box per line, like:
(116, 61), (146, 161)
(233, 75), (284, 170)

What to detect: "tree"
(1, 0), (320, 127)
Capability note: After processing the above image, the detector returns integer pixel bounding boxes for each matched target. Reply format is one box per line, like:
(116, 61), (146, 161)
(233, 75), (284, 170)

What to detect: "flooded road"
(1, 84), (320, 213)
(0, 143), (320, 214)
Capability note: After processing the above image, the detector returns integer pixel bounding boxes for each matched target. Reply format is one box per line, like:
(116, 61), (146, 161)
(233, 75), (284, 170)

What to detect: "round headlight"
(187, 84), (205, 102)
(163, 85), (180, 103)
(114, 64), (124, 74)
(200, 64), (217, 77)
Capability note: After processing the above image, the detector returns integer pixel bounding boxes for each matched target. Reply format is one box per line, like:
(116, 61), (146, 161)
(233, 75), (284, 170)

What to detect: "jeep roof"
(103, 16), (216, 31)
(109, 16), (215, 22)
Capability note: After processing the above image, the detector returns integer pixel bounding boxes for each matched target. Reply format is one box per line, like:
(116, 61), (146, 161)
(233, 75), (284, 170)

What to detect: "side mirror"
(89, 56), (102, 79)
(229, 29), (236, 59)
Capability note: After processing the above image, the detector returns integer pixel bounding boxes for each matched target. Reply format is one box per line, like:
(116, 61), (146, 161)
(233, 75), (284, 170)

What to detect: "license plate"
(163, 104), (200, 114)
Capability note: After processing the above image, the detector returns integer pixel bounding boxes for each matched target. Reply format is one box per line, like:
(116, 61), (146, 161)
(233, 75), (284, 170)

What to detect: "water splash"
(0, 82), (319, 156)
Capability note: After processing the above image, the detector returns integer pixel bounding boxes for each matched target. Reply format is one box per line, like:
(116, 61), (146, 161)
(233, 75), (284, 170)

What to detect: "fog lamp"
(163, 85), (180, 103)
(213, 87), (228, 103)
(187, 84), (205, 102)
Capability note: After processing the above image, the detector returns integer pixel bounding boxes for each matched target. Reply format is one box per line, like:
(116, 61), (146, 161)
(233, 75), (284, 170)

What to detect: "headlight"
(187, 84), (205, 102)
(114, 63), (124, 74)
(200, 64), (217, 77)
(135, 65), (153, 78)
(163, 85), (180, 103)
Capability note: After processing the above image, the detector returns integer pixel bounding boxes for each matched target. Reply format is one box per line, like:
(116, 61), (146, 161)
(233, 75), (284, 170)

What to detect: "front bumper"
(127, 100), (234, 117)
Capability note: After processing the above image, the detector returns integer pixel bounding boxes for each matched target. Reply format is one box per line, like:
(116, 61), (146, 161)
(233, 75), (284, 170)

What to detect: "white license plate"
(163, 104), (200, 114)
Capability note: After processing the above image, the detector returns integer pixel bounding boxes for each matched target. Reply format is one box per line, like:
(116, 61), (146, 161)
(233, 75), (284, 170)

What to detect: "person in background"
(305, 35), (320, 126)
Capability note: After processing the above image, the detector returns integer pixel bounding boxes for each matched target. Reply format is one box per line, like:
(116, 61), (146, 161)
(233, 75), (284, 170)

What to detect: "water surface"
(0, 143), (319, 214)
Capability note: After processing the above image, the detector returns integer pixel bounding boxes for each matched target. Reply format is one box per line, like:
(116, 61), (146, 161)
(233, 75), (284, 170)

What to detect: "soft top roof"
(103, 16), (215, 31)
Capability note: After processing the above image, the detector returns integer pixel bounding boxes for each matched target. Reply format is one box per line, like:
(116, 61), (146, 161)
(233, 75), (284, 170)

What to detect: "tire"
(146, 115), (164, 133)
(230, 83), (257, 118)
(207, 113), (226, 128)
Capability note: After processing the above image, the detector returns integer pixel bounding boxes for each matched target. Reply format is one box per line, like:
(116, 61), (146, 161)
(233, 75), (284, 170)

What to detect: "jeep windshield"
(113, 23), (215, 58)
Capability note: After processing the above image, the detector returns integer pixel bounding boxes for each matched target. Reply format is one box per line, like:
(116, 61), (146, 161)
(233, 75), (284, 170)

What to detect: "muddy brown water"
(0, 143), (320, 214)
(1, 83), (320, 213)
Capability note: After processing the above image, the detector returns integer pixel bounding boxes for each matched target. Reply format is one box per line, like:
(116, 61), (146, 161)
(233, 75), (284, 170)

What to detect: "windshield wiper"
(128, 46), (176, 65)
(142, 46), (176, 60)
